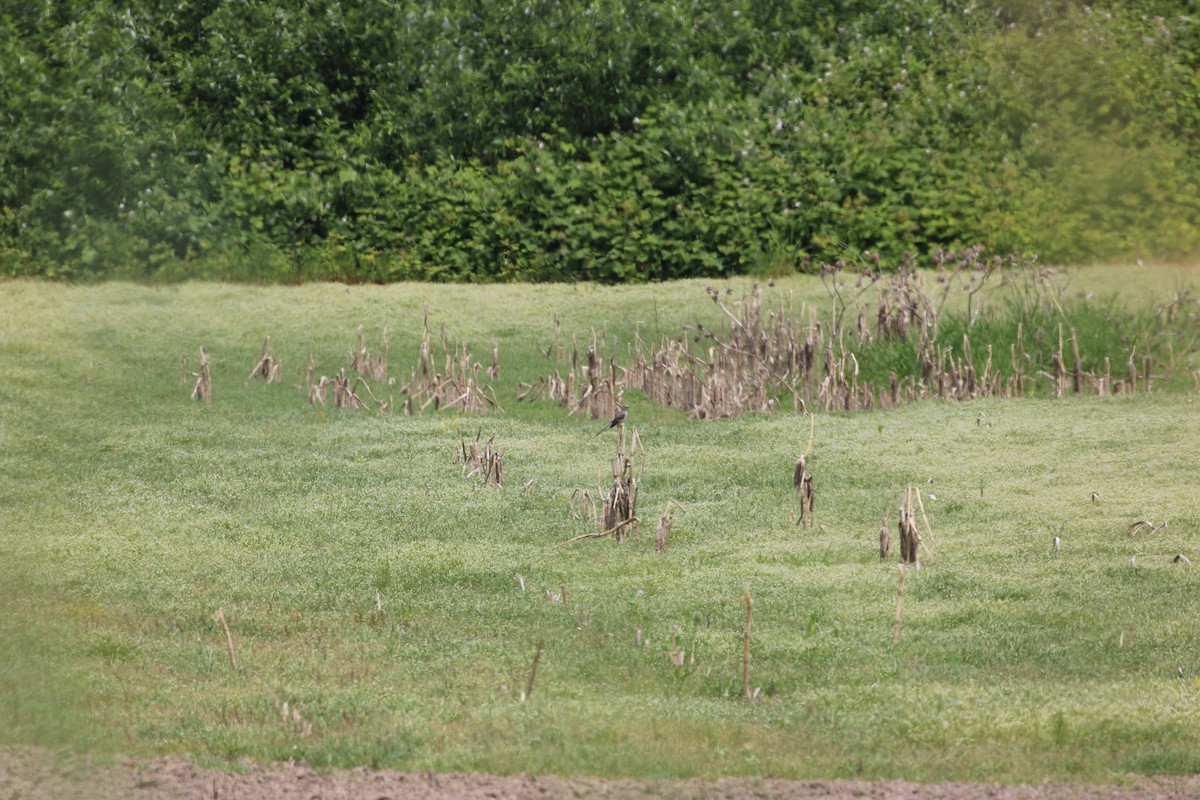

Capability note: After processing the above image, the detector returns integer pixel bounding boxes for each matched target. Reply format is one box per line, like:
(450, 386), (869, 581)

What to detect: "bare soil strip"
(4, 747), (1200, 800)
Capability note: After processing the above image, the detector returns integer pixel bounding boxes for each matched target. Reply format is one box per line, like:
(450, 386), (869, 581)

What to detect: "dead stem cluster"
(390, 308), (503, 415)
(530, 255), (1184, 421)
(792, 453), (815, 528)
(248, 336), (282, 383)
(561, 424), (644, 545)
(305, 309), (501, 415)
(791, 415), (816, 528)
(306, 347), (393, 412)
(350, 325), (389, 381)
(885, 486), (934, 566)
(517, 319), (623, 423)
(453, 428), (503, 487)
(599, 425), (642, 542)
(191, 309), (502, 416)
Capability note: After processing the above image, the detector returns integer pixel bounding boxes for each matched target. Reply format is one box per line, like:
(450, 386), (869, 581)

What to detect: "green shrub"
(2, 0), (1198, 280)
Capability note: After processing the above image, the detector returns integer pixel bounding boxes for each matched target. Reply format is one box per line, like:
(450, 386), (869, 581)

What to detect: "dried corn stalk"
(794, 415), (816, 527)
(898, 488), (921, 566)
(567, 488), (597, 523)
(655, 499), (684, 553)
(799, 474), (814, 527)
(455, 429), (504, 487)
(190, 346), (212, 405)
(793, 454), (806, 493)
(603, 459), (636, 542)
(332, 369), (363, 409)
(396, 314), (502, 416)
(519, 329), (622, 422)
(249, 336), (282, 383)
(309, 375), (331, 405)
(350, 325), (389, 381)
(600, 425), (642, 542)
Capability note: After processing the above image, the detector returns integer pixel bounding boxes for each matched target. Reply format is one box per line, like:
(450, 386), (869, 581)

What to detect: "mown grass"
(1, 265), (1199, 783)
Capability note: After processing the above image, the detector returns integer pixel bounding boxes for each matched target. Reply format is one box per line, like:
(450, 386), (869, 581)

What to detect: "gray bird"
(596, 404), (629, 434)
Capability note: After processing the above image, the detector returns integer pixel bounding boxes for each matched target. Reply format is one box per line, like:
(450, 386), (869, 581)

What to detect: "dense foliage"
(2, 0), (1199, 281)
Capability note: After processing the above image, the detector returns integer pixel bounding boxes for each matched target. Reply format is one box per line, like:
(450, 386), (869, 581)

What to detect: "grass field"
(1, 265), (1199, 783)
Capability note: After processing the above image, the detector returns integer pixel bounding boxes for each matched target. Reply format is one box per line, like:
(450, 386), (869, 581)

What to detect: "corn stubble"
(601, 424), (641, 543)
(655, 498), (684, 553)
(526, 256), (1187, 425)
(189, 346), (212, 405)
(560, 424), (643, 545)
(517, 326), (623, 423)
(248, 336), (282, 383)
(454, 428), (504, 487)
(878, 486), (936, 567)
(298, 312), (501, 415)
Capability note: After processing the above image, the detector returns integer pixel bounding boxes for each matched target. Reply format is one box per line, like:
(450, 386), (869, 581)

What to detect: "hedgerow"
(2, 0), (1197, 281)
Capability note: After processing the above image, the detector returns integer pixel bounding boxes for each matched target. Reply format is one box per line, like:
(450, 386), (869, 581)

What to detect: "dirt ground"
(4, 747), (1200, 800)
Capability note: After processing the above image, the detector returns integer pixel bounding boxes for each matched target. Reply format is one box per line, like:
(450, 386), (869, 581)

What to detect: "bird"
(596, 403), (629, 434)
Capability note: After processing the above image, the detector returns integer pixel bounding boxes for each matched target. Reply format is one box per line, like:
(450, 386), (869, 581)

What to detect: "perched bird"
(596, 404), (629, 434)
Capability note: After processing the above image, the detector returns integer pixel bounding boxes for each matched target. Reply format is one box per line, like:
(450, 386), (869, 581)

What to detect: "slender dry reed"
(742, 586), (754, 702)
(518, 328), (622, 422)
(309, 318), (499, 416)
(879, 511), (891, 559)
(899, 488), (922, 566)
(522, 640), (544, 703)
(396, 311), (502, 415)
(215, 608), (238, 670)
(892, 565), (907, 645)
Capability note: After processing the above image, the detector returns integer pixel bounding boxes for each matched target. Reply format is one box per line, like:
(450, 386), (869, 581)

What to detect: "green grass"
(2, 266), (1200, 783)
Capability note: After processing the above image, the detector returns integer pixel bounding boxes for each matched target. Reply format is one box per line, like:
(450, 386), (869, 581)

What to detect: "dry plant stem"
(556, 518), (642, 546)
(793, 417), (816, 527)
(893, 565), (907, 645)
(801, 473), (815, 527)
(191, 346), (212, 405)
(914, 488), (937, 555)
(655, 511), (672, 553)
(742, 586), (753, 702)
(215, 608), (238, 670)
(523, 640), (544, 703)
(898, 487), (923, 565)
(670, 627), (684, 667)
(352, 376), (392, 414)
(655, 498), (685, 553)
(391, 314), (500, 415)
(457, 430), (504, 486)
(598, 425), (638, 542)
(249, 335), (281, 382)
(576, 270), (1171, 421)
